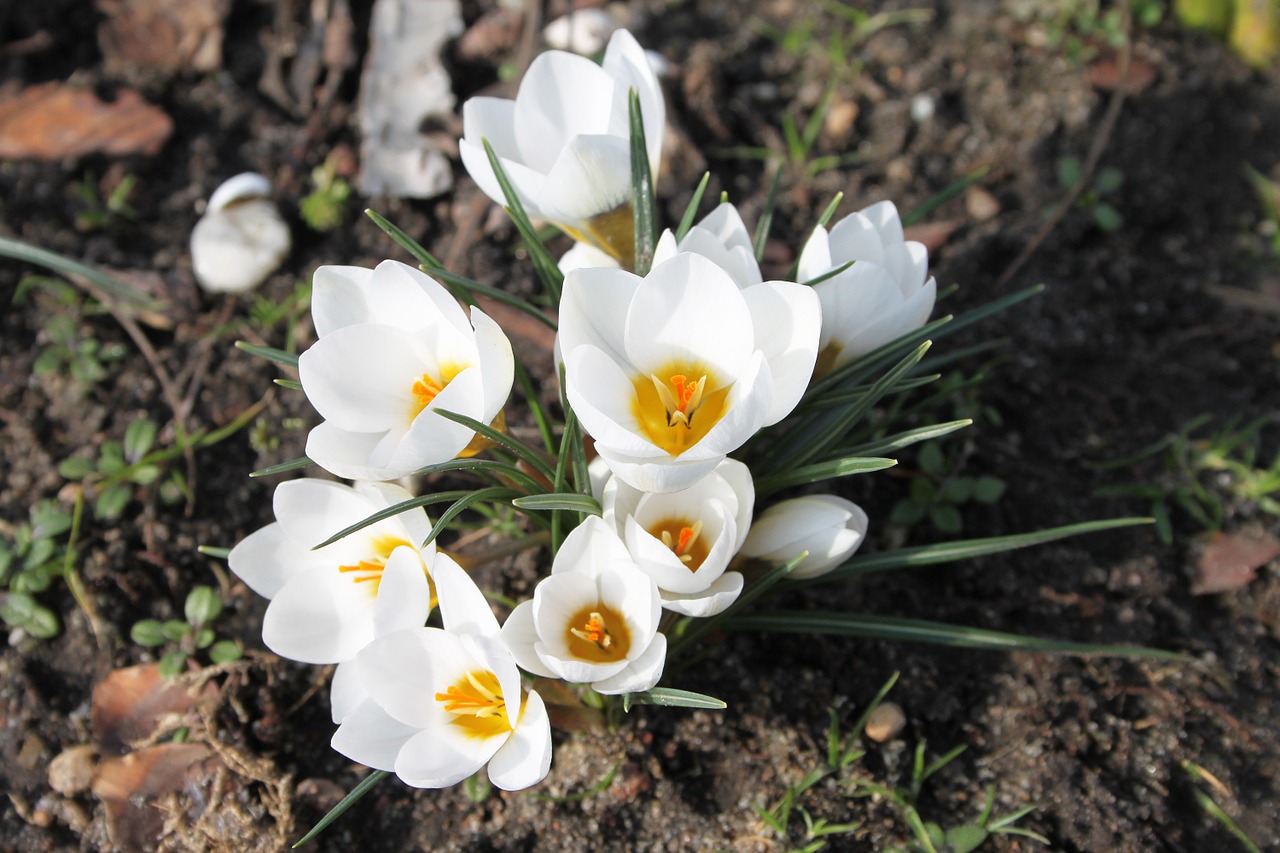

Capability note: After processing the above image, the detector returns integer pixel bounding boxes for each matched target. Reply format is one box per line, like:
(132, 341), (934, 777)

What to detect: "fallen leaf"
(1192, 530), (1280, 595)
(1087, 55), (1158, 94)
(904, 219), (961, 253)
(92, 743), (216, 852)
(0, 82), (172, 160)
(96, 0), (229, 76)
(91, 664), (218, 756)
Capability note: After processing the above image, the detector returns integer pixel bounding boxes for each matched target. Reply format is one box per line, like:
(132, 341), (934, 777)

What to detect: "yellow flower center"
(649, 517), (708, 572)
(565, 603), (631, 664)
(337, 535), (434, 604)
(632, 367), (731, 456)
(435, 670), (512, 738)
(407, 363), (466, 425)
(813, 342), (843, 379)
(561, 203), (635, 270)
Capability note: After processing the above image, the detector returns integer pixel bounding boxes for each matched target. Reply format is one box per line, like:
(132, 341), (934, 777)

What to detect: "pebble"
(865, 702), (907, 742)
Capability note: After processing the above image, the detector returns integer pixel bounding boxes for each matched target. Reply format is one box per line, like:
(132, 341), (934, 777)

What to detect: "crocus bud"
(738, 495), (868, 579)
(190, 172), (291, 294)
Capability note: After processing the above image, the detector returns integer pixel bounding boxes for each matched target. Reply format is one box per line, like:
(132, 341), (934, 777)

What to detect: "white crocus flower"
(459, 29), (664, 268)
(602, 459), (754, 617)
(652, 202), (762, 289)
(298, 260), (514, 481)
(332, 558), (552, 791)
(228, 479), (436, 665)
(739, 495), (869, 580)
(559, 252), (821, 494)
(797, 200), (936, 373)
(502, 516), (666, 695)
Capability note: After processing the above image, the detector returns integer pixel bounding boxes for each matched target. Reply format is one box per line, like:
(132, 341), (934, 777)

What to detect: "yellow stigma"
(565, 603), (631, 664)
(651, 518), (708, 572)
(435, 670), (512, 738)
(632, 366), (731, 456)
(407, 362), (466, 425)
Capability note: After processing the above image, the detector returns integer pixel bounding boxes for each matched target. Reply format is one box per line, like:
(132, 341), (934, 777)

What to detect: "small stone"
(49, 745), (98, 795)
(965, 186), (1001, 221)
(18, 733), (46, 769)
(823, 98), (859, 141)
(864, 702), (906, 742)
(910, 93), (935, 123)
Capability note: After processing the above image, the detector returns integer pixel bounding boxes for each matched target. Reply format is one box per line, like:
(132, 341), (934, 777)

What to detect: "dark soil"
(2, 1), (1279, 851)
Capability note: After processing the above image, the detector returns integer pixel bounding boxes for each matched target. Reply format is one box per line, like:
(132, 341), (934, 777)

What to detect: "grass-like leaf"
(799, 258), (854, 287)
(197, 545), (231, 559)
(249, 457), (313, 478)
(273, 378), (303, 391)
(0, 234), (162, 309)
(674, 172), (711, 242)
(801, 517), (1153, 586)
(421, 487), (524, 549)
(629, 89), (657, 276)
(513, 359), (556, 454)
(752, 163), (785, 262)
(841, 419), (972, 458)
(364, 208), (442, 268)
(623, 687), (727, 712)
(511, 493), (602, 514)
(309, 490), (477, 549)
(806, 373), (940, 410)
(730, 612), (1182, 659)
(901, 166), (990, 227)
(434, 409), (556, 482)
(292, 770), (390, 848)
(481, 138), (565, 303)
(235, 341), (299, 369)
(429, 265), (557, 332)
(755, 455), (897, 496)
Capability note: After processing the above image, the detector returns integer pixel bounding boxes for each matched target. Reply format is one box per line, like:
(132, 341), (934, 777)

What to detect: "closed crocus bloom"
(651, 202), (762, 289)
(228, 480), (437, 665)
(559, 252), (821, 494)
(602, 458), (754, 617)
(797, 200), (936, 373)
(332, 558), (552, 791)
(299, 260), (514, 481)
(739, 495), (869, 580)
(459, 29), (664, 268)
(502, 516), (666, 695)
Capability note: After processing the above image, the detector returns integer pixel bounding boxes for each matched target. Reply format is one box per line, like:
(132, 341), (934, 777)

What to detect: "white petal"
(715, 459), (756, 551)
(305, 421), (403, 481)
(262, 569), (377, 664)
(559, 242), (622, 274)
(796, 225), (833, 283)
(592, 632), (666, 694)
(356, 482), (435, 555)
(469, 307), (515, 421)
(311, 265), (375, 337)
(388, 367), (488, 469)
(829, 210), (888, 266)
(515, 51), (616, 173)
(596, 448), (723, 495)
(660, 572), (742, 617)
(552, 515), (636, 578)
(596, 559), (661, 642)
(651, 229), (679, 268)
(565, 346), (664, 458)
(372, 547), (432, 637)
(373, 260), (475, 340)
(486, 690), (553, 791)
(299, 324), (433, 432)
(538, 134), (632, 224)
(331, 698), (419, 772)
(601, 29), (665, 170)
(742, 281), (822, 425)
(814, 263), (905, 360)
(459, 137), (549, 219)
(436, 554), (500, 637)
(558, 266), (642, 366)
(860, 200), (905, 244)
(395, 724), (503, 789)
(228, 522), (322, 599)
(624, 254), (753, 381)
(330, 660), (366, 724)
(358, 628), (461, 729)
(501, 601), (558, 678)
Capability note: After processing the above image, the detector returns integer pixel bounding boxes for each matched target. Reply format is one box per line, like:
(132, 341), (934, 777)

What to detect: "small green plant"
(1057, 156), (1125, 232)
(59, 418), (190, 520)
(1095, 414), (1280, 543)
(891, 441), (1006, 534)
(1244, 164), (1280, 255)
(1179, 760), (1264, 853)
(1038, 0), (1164, 62)
(0, 500), (73, 638)
(130, 585), (242, 676)
(300, 158), (352, 232)
(18, 275), (127, 388)
(72, 169), (139, 232)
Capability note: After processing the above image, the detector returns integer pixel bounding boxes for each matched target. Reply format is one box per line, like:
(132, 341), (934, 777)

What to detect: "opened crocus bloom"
(559, 252), (821, 493)
(459, 29), (664, 268)
(502, 516), (666, 694)
(651, 202), (762, 289)
(298, 260), (514, 481)
(601, 458), (754, 616)
(227, 480), (436, 664)
(739, 494), (869, 580)
(797, 200), (936, 373)
(332, 558), (552, 790)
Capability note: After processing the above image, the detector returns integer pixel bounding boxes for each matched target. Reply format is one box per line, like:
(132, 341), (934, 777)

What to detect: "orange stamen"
(412, 374), (444, 411)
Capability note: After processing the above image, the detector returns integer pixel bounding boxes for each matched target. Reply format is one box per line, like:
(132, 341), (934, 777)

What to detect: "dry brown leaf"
(0, 82), (172, 160)
(1087, 56), (1158, 94)
(96, 0), (229, 76)
(91, 664), (218, 756)
(1193, 530), (1280, 595)
(92, 743), (216, 853)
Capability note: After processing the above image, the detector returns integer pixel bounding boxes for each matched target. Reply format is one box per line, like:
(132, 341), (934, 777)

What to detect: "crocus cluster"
(227, 29), (935, 795)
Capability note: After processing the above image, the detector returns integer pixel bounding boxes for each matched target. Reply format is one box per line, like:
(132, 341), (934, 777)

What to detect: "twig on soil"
(995, 9), (1133, 290)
